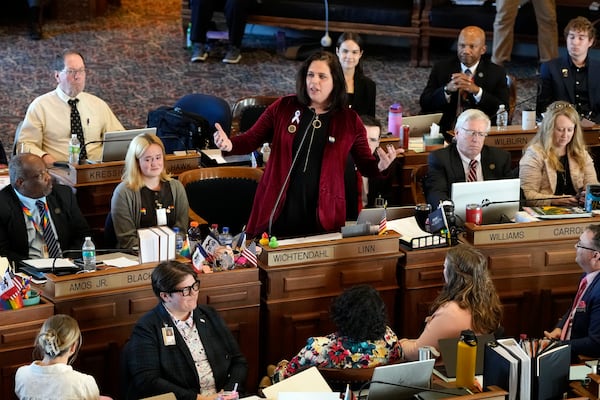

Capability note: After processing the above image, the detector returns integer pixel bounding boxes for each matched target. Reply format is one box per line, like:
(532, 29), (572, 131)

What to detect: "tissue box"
(423, 135), (444, 151)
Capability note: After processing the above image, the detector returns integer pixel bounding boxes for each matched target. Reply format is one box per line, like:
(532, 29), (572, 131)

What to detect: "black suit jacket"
(424, 143), (513, 207)
(0, 184), (91, 263)
(537, 55), (600, 123)
(420, 57), (510, 134)
(124, 303), (248, 400)
(350, 73), (376, 117)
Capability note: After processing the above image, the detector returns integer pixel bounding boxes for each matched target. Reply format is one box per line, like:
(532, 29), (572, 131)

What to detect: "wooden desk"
(0, 264), (260, 399)
(257, 233), (403, 368)
(50, 153), (200, 246)
(399, 217), (593, 339)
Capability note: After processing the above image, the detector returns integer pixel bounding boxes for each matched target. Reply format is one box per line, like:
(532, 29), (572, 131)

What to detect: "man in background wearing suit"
(537, 17), (600, 125)
(0, 153), (90, 263)
(544, 224), (600, 361)
(420, 26), (510, 138)
(424, 109), (513, 208)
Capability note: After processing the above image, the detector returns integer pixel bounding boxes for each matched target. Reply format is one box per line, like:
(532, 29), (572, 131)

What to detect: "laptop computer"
(451, 178), (521, 225)
(355, 206), (415, 225)
(366, 358), (435, 400)
(434, 333), (495, 381)
(100, 127), (157, 162)
(402, 113), (443, 137)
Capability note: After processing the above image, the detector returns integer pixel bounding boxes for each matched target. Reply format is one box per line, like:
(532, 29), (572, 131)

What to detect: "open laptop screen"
(367, 359), (435, 400)
(451, 178), (520, 225)
(402, 113), (443, 137)
(100, 127), (157, 162)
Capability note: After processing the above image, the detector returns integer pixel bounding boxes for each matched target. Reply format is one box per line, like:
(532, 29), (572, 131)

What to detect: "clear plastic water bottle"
(187, 221), (201, 253)
(261, 143), (271, 165)
(455, 329), (477, 388)
(219, 227), (233, 247)
(496, 104), (508, 130)
(173, 227), (184, 255)
(388, 103), (403, 137)
(69, 134), (80, 164)
(82, 236), (96, 271)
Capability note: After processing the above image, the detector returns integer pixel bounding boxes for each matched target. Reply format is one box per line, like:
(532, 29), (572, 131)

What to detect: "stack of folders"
(483, 338), (570, 400)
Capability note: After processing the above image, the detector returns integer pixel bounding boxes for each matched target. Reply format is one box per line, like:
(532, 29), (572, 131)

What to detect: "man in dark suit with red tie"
(420, 25), (510, 138)
(544, 224), (600, 361)
(424, 109), (513, 209)
(0, 153), (90, 263)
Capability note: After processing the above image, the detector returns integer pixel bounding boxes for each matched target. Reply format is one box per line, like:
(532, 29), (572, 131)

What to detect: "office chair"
(174, 93), (232, 148)
(230, 95), (279, 136)
(317, 366), (377, 392)
(178, 167), (263, 234)
(411, 164), (429, 205)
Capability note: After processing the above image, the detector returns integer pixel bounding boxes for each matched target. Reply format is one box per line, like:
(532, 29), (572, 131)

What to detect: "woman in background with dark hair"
(272, 284), (402, 382)
(400, 244), (503, 361)
(15, 314), (102, 400)
(213, 51), (399, 238)
(336, 32), (376, 117)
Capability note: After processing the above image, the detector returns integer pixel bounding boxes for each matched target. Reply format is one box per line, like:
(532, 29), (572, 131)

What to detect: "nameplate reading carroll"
(468, 220), (590, 245)
(44, 265), (154, 298)
(261, 235), (399, 267)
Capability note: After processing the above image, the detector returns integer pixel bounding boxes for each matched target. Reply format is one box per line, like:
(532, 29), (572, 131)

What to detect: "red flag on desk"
(378, 208), (387, 235)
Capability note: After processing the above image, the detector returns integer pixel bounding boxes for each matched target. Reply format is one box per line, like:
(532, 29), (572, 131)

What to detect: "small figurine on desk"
(259, 232), (269, 247)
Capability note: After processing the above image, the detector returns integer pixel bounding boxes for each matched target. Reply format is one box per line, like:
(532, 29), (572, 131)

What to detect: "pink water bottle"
(388, 103), (403, 137)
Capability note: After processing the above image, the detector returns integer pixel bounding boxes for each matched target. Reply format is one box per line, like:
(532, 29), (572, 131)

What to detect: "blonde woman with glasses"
(520, 100), (598, 206)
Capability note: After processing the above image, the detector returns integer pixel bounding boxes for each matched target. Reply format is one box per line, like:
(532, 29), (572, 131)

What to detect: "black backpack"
(147, 106), (211, 153)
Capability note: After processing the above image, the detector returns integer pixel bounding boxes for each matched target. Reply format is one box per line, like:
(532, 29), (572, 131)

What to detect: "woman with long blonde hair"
(520, 100), (597, 206)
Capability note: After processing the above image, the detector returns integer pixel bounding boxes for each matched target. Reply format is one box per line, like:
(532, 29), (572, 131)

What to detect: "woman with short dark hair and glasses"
(123, 261), (247, 400)
(520, 100), (598, 206)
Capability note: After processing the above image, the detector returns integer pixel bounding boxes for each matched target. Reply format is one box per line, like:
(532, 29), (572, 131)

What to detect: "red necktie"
(561, 278), (588, 340)
(467, 160), (478, 182)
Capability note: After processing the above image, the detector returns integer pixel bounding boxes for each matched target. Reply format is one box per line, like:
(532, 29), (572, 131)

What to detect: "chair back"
(411, 164), (429, 205)
(178, 167), (264, 233)
(231, 95), (279, 136)
(175, 93), (232, 135)
(317, 366), (376, 392)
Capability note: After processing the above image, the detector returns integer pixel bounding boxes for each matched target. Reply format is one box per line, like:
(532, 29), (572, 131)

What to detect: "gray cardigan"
(111, 179), (189, 250)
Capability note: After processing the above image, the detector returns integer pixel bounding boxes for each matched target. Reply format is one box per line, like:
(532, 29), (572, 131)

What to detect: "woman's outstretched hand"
(213, 123), (232, 152)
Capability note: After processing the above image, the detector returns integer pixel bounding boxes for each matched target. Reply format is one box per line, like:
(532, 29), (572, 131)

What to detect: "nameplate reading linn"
(469, 220), (589, 245)
(49, 266), (154, 298)
(263, 235), (398, 267)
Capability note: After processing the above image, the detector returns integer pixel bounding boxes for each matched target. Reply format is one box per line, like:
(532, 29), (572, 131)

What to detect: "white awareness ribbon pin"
(291, 110), (300, 124)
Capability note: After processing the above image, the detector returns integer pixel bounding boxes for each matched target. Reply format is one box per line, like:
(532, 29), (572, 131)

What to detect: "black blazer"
(424, 143), (513, 207)
(0, 184), (91, 263)
(420, 56), (510, 135)
(350, 72), (376, 117)
(124, 303), (248, 400)
(537, 55), (600, 123)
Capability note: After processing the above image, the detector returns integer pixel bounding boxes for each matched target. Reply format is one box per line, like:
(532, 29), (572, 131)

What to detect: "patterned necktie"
(35, 200), (62, 258)
(467, 159), (478, 182)
(68, 98), (86, 159)
(561, 277), (588, 340)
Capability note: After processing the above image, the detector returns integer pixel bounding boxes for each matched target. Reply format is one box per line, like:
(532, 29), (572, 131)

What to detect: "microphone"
(268, 108), (318, 235)
(320, 0), (332, 47)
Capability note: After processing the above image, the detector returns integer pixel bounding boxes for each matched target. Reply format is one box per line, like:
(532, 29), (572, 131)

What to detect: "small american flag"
(241, 242), (257, 267)
(1, 271), (23, 300)
(378, 208), (387, 235)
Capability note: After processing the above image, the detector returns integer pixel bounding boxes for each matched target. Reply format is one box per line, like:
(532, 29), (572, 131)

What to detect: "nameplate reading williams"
(470, 221), (590, 245)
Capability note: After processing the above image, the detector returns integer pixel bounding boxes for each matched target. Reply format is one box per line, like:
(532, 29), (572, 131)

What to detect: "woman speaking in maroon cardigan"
(213, 51), (400, 238)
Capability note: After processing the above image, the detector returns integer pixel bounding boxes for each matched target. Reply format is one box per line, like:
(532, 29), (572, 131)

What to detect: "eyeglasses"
(576, 240), (598, 252)
(170, 280), (200, 296)
(62, 68), (86, 76)
(460, 127), (488, 138)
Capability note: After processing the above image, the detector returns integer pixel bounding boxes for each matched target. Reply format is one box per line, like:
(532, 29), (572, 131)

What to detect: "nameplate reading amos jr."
(468, 220), (591, 246)
(261, 234), (399, 267)
(44, 265), (155, 298)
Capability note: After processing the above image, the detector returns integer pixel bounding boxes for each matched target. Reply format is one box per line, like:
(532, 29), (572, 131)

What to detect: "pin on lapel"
(562, 68), (568, 78)
(489, 163), (496, 170)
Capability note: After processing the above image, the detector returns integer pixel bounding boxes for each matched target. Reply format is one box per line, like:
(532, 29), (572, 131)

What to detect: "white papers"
(262, 367), (332, 400)
(278, 393), (340, 400)
(569, 365), (591, 381)
(138, 228), (159, 263)
(0, 175), (9, 190)
(101, 256), (139, 268)
(408, 137), (424, 152)
(276, 233), (342, 246)
(201, 149), (251, 164)
(0, 257), (9, 276)
(22, 258), (77, 269)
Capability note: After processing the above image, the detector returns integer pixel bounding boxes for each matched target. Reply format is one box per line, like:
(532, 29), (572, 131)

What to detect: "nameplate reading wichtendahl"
(43, 265), (155, 298)
(261, 235), (399, 267)
(468, 220), (590, 246)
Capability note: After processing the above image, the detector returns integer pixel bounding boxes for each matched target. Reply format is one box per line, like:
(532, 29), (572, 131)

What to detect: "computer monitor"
(100, 127), (157, 162)
(367, 359), (435, 400)
(451, 178), (521, 225)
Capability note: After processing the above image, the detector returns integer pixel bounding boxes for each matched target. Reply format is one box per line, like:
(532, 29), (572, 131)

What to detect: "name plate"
(486, 134), (533, 148)
(260, 233), (399, 267)
(42, 264), (154, 299)
(466, 219), (591, 245)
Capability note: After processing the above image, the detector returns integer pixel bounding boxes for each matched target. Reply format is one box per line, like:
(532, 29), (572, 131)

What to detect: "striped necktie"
(68, 98), (86, 159)
(467, 159), (478, 182)
(36, 200), (62, 258)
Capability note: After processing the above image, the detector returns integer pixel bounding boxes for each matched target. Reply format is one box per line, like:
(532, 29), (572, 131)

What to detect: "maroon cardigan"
(229, 95), (382, 237)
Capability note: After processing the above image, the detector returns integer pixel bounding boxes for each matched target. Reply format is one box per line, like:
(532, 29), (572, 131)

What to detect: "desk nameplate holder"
(258, 232), (400, 267)
(51, 153), (200, 186)
(464, 217), (597, 246)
